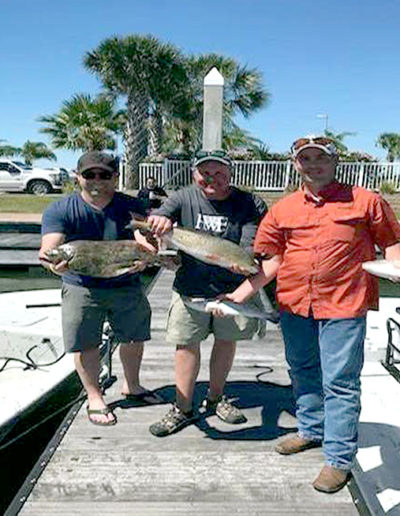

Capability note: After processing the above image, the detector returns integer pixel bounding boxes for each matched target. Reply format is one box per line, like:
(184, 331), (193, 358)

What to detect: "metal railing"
(124, 159), (400, 192)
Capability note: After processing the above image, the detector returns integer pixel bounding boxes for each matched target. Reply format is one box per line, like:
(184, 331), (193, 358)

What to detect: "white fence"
(135, 160), (400, 192)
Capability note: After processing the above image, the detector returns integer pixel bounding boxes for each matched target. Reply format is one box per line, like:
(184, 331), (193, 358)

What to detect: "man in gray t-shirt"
(147, 150), (267, 437)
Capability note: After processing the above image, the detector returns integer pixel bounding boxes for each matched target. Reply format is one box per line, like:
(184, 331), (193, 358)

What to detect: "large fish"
(129, 220), (259, 276)
(362, 259), (400, 281)
(44, 240), (180, 278)
(182, 296), (279, 324)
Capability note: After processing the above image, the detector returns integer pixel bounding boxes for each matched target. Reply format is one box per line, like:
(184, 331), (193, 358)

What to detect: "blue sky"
(1, 0), (400, 169)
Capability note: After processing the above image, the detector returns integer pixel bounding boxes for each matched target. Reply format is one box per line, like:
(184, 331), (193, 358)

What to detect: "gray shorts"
(166, 291), (259, 345)
(62, 283), (151, 352)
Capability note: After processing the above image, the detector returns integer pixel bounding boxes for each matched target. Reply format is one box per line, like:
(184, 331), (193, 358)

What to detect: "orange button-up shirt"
(254, 182), (400, 318)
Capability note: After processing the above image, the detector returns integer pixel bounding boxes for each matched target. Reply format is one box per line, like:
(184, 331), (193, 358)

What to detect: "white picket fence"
(134, 160), (400, 192)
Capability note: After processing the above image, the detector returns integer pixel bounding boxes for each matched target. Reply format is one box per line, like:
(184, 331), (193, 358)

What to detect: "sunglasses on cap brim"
(291, 137), (337, 156)
(195, 150), (229, 159)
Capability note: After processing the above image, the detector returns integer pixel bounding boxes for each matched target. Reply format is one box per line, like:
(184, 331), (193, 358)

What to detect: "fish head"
(45, 244), (74, 264)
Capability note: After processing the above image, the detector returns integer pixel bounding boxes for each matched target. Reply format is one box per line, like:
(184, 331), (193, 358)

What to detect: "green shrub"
(379, 181), (397, 195)
(62, 180), (79, 194)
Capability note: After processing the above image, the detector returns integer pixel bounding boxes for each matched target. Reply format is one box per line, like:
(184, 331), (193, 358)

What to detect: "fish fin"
(205, 253), (219, 260)
(129, 211), (147, 222)
(117, 267), (138, 276)
(127, 213), (151, 232)
(100, 266), (136, 278)
(157, 250), (178, 257)
(155, 254), (181, 271)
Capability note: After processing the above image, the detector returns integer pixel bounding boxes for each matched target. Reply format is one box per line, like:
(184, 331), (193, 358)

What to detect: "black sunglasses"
(81, 170), (114, 180)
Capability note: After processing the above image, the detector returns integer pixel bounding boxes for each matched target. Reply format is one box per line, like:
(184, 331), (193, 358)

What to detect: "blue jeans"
(280, 312), (366, 470)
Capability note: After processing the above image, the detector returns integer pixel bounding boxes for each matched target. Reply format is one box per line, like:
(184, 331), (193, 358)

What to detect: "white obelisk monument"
(202, 67), (224, 150)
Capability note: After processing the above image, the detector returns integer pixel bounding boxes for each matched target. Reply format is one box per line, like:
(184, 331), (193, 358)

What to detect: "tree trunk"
(147, 110), (163, 157)
(123, 93), (149, 189)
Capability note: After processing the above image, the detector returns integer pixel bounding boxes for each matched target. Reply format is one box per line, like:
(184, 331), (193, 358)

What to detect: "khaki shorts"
(166, 291), (259, 345)
(62, 283), (151, 352)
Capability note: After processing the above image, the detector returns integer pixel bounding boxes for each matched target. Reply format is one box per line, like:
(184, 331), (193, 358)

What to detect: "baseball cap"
(193, 149), (232, 167)
(77, 151), (119, 175)
(291, 136), (337, 158)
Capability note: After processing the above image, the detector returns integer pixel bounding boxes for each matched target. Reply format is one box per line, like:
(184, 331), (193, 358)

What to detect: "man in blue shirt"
(39, 151), (154, 426)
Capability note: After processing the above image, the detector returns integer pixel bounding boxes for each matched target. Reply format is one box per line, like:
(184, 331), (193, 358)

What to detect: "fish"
(362, 259), (400, 281)
(129, 220), (259, 276)
(182, 296), (280, 324)
(44, 240), (180, 278)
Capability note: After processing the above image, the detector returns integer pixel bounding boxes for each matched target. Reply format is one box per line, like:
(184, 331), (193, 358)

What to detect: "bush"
(379, 181), (397, 195)
(62, 180), (79, 194)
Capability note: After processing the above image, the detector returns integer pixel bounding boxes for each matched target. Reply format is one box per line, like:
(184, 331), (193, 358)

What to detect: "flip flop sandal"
(86, 406), (117, 426)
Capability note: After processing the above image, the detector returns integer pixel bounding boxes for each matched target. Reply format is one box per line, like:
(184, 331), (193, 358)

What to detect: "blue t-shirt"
(41, 192), (147, 288)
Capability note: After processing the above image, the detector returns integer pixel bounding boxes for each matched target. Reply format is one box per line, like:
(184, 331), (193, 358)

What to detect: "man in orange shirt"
(224, 136), (400, 493)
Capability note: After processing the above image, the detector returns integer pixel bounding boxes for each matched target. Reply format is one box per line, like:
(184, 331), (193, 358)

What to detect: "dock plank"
(0, 231), (41, 265)
(0, 232), (41, 249)
(20, 270), (358, 515)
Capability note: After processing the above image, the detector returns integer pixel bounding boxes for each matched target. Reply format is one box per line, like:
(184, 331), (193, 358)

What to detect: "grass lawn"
(0, 194), (63, 213)
(1, 191), (400, 218)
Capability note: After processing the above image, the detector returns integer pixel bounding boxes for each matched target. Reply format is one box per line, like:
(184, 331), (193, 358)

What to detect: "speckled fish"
(129, 220), (259, 276)
(362, 259), (400, 281)
(182, 296), (279, 323)
(44, 240), (180, 278)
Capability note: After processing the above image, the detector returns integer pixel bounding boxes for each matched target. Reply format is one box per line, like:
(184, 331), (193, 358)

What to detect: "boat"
(0, 288), (75, 444)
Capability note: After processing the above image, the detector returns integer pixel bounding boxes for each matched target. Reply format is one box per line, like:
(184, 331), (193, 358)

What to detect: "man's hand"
(386, 257), (400, 283)
(208, 291), (243, 318)
(48, 259), (69, 276)
(147, 214), (173, 236)
(134, 229), (158, 254)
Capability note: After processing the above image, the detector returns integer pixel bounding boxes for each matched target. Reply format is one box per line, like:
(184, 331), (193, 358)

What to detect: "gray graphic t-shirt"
(154, 185), (267, 297)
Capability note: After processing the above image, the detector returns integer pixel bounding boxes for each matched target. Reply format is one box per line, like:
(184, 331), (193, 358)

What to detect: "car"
(0, 160), (67, 195)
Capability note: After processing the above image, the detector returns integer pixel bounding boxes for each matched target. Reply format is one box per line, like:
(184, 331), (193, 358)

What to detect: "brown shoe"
(275, 434), (322, 455)
(312, 465), (350, 493)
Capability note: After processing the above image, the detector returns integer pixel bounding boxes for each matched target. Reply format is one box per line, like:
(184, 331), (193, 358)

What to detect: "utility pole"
(317, 113), (329, 132)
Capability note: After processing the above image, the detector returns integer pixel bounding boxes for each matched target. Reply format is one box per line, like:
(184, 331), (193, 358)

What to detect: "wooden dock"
(0, 227), (41, 266)
(17, 270), (358, 515)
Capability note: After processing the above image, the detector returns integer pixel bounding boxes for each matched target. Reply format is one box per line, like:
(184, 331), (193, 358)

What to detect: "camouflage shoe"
(202, 394), (247, 424)
(149, 404), (198, 437)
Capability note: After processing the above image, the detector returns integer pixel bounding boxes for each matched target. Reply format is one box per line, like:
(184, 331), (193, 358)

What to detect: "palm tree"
(376, 133), (400, 162)
(84, 35), (189, 188)
(0, 140), (19, 158)
(18, 141), (57, 166)
(38, 93), (125, 152)
(221, 126), (263, 154)
(323, 129), (356, 155)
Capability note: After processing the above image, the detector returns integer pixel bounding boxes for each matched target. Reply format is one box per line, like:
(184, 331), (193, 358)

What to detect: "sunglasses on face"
(81, 170), (114, 180)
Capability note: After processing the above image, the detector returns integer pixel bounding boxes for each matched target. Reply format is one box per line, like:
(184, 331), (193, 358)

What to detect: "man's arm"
(223, 255), (282, 304)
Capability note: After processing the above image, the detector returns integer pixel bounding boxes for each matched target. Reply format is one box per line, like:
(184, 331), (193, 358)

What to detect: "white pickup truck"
(0, 159), (67, 195)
